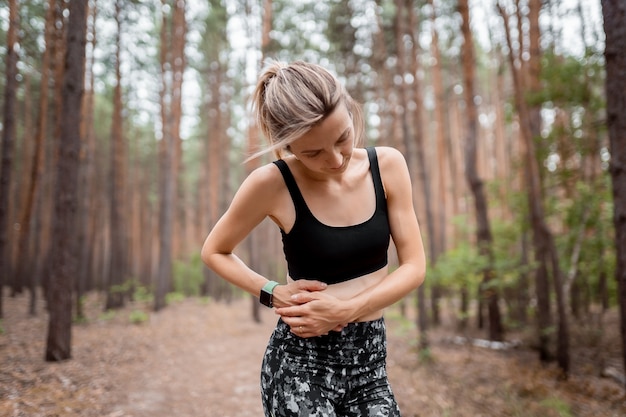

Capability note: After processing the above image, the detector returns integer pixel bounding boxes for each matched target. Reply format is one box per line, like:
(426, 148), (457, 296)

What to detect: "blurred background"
(0, 0), (616, 374)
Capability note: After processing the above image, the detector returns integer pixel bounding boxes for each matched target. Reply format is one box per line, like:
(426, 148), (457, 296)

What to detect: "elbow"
(409, 261), (426, 290)
(200, 240), (217, 270)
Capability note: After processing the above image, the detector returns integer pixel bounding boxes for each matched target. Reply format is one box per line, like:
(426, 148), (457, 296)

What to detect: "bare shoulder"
(232, 161), (286, 207)
(370, 146), (411, 200)
(245, 161), (283, 187)
(372, 146), (409, 175)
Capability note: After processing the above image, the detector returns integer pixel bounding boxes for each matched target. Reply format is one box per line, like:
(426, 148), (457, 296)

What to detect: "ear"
(285, 145), (300, 160)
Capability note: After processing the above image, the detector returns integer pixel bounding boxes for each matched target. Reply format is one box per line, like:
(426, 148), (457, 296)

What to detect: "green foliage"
(417, 347), (433, 364)
(73, 296), (89, 324)
(539, 396), (573, 417)
(129, 310), (149, 325)
(99, 310), (117, 322)
(429, 238), (486, 292)
(0, 319), (4, 335)
(109, 280), (133, 295)
(133, 284), (154, 303)
(166, 292), (186, 305)
(172, 253), (205, 296)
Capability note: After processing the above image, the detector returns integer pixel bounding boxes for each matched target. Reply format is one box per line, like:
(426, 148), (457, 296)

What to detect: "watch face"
(260, 289), (273, 307)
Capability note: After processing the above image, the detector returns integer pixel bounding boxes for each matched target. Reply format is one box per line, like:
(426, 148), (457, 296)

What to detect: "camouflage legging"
(260, 318), (401, 417)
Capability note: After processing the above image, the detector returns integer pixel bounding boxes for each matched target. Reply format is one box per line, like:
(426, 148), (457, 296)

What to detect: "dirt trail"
(1, 294), (625, 417)
(113, 300), (275, 417)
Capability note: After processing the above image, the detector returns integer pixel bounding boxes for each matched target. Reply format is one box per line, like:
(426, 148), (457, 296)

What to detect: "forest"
(1, 0), (626, 415)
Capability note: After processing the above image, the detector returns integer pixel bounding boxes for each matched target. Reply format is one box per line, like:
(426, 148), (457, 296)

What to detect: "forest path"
(113, 299), (273, 417)
(1, 294), (625, 417)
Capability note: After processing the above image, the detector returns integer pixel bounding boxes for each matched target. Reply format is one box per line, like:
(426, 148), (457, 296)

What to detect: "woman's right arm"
(200, 163), (326, 304)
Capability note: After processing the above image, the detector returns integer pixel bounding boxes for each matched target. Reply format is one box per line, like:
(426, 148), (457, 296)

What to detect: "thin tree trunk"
(0, 0), (20, 318)
(394, 0), (433, 349)
(45, 0), (87, 361)
(39, 0), (68, 303)
(428, 0), (449, 257)
(155, 0), (175, 311)
(459, 0), (504, 342)
(498, 1), (569, 375)
(601, 0), (626, 390)
(106, 0), (127, 310)
(76, 1), (96, 320)
(171, 0), (186, 261)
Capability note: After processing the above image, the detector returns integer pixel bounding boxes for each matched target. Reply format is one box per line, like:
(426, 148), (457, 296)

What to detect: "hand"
(275, 291), (352, 338)
(270, 279), (327, 309)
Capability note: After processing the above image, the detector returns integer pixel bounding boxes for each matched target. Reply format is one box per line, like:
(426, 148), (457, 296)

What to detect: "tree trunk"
(498, 0), (570, 375)
(171, 0), (186, 261)
(0, 0), (20, 318)
(155, 0), (175, 311)
(76, 1), (97, 320)
(601, 0), (626, 390)
(427, 0), (449, 257)
(459, 0), (504, 342)
(394, 0), (434, 348)
(106, 0), (127, 310)
(45, 0), (88, 362)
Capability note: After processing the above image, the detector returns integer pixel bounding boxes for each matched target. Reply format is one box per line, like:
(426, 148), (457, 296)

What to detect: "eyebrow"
(301, 127), (351, 154)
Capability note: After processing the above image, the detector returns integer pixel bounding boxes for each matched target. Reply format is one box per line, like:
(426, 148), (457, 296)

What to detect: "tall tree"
(155, 0), (175, 311)
(458, 0), (504, 341)
(392, 0), (433, 349)
(198, 0), (231, 301)
(246, 0), (272, 322)
(0, 0), (20, 318)
(106, 0), (128, 310)
(75, 0), (97, 320)
(601, 0), (626, 389)
(498, 0), (569, 375)
(45, 0), (88, 361)
(17, 0), (56, 316)
(155, 0), (186, 311)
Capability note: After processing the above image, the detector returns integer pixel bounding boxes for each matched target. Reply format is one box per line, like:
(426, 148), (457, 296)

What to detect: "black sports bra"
(273, 147), (390, 285)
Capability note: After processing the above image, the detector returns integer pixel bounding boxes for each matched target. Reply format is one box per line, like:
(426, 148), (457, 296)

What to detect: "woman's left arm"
(339, 146), (426, 320)
(276, 147), (426, 332)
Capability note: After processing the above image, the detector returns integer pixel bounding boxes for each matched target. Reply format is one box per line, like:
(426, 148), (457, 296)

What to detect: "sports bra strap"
(366, 147), (386, 210)
(273, 147), (385, 216)
(272, 159), (307, 211)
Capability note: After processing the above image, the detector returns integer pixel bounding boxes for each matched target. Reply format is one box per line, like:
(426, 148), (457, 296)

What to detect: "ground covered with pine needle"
(1, 292), (625, 417)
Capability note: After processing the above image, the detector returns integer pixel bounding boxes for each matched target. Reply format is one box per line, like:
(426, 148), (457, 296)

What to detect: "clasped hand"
(272, 280), (349, 338)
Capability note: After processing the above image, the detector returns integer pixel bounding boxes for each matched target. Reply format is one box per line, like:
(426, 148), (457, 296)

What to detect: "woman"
(201, 60), (425, 417)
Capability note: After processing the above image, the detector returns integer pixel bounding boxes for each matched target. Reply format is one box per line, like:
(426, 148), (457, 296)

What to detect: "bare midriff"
(286, 265), (387, 323)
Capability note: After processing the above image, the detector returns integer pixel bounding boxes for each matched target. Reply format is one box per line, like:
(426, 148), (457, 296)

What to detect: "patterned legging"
(260, 318), (401, 417)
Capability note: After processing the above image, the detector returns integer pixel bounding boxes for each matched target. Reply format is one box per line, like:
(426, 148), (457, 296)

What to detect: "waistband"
(270, 318), (388, 366)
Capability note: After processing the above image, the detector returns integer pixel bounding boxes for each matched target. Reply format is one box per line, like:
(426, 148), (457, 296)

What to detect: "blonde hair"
(248, 60), (365, 161)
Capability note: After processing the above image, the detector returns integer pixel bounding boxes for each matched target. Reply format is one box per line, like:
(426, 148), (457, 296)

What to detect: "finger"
(332, 323), (347, 332)
(290, 291), (319, 304)
(291, 324), (306, 337)
(296, 280), (327, 292)
(275, 305), (304, 317)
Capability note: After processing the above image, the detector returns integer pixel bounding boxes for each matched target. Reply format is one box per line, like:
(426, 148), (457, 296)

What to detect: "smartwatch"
(260, 281), (280, 308)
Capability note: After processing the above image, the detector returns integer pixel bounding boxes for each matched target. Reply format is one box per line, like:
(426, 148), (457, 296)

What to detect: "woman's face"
(288, 104), (355, 177)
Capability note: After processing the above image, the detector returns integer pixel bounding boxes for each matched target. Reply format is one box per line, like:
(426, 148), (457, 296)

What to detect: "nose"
(327, 149), (343, 168)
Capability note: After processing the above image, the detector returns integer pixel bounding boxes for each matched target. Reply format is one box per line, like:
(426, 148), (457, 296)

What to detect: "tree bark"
(601, 0), (626, 390)
(0, 0), (20, 318)
(25, 0), (56, 315)
(76, 1), (97, 320)
(106, 0), (128, 310)
(45, 0), (88, 362)
(155, 0), (174, 311)
(498, 0), (569, 375)
(459, 0), (504, 341)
